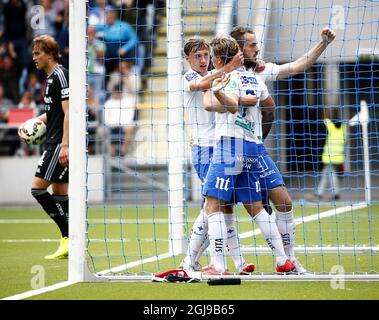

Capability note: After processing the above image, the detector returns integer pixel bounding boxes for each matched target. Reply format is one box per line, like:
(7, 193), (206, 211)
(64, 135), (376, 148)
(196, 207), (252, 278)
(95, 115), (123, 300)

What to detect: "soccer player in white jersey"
(183, 27), (336, 275)
(229, 26), (336, 273)
(182, 37), (257, 274)
(202, 36), (296, 274)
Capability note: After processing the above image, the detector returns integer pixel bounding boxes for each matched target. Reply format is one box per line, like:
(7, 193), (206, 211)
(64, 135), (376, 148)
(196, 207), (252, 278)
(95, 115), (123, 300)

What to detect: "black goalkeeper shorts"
(35, 143), (69, 183)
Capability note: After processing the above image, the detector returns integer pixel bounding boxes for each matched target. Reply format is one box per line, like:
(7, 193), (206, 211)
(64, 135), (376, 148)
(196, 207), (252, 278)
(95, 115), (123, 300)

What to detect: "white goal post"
(68, 0), (87, 283)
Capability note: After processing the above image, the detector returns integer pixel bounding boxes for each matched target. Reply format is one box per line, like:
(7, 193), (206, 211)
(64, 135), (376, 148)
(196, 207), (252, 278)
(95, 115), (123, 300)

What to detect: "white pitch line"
(2, 203), (368, 244)
(0, 218), (172, 224)
(239, 201), (368, 239)
(1, 238), (159, 243)
(2, 201), (368, 300)
(1, 239), (59, 243)
(97, 252), (173, 275)
(0, 218), (253, 224)
(2, 281), (75, 301)
(0, 219), (53, 224)
(94, 202), (368, 276)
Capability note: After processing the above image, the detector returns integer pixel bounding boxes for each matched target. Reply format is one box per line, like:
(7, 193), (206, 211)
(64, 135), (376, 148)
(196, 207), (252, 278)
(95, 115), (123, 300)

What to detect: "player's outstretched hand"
(321, 27), (336, 44)
(211, 73), (230, 93)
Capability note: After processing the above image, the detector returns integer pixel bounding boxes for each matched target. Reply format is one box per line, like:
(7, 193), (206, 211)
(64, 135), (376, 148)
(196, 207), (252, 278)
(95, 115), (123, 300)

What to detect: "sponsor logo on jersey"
(235, 155), (259, 164)
(240, 75), (257, 86)
(61, 88), (69, 96)
(215, 177), (230, 191)
(185, 72), (198, 82)
(225, 79), (237, 89)
(235, 114), (255, 133)
(246, 89), (256, 95)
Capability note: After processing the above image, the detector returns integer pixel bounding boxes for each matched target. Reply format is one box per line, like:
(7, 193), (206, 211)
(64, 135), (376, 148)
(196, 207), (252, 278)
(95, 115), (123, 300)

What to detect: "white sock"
(183, 209), (208, 268)
(253, 209), (287, 266)
(195, 235), (210, 263)
(275, 210), (296, 261)
(224, 214), (245, 270)
(207, 212), (228, 272)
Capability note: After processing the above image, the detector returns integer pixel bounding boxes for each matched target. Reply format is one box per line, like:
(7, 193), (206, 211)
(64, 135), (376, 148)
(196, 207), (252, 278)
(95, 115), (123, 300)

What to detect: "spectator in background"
(87, 84), (101, 155)
(0, 41), (22, 104)
(87, 84), (100, 124)
(0, 84), (14, 123)
(25, 71), (45, 111)
(0, 83), (19, 156)
(2, 0), (29, 68)
(17, 91), (37, 111)
(95, 6), (138, 77)
(88, 0), (110, 30)
(87, 25), (106, 105)
(116, 0), (164, 76)
(306, 108), (346, 202)
(107, 60), (141, 108)
(103, 83), (136, 156)
(15, 91), (38, 157)
(0, 1), (3, 34)
(56, 0), (69, 69)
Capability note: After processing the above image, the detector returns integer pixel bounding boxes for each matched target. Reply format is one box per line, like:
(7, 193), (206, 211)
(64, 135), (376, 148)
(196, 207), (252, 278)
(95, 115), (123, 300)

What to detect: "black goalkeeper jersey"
(43, 65), (69, 145)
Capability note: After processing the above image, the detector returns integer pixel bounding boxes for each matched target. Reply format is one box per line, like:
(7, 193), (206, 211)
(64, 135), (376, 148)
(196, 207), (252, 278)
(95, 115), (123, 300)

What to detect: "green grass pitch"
(1, 205), (379, 300)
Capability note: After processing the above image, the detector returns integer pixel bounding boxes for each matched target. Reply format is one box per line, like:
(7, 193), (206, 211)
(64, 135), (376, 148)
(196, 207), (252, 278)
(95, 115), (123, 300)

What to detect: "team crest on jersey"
(185, 72), (198, 82)
(227, 80), (237, 89)
(240, 75), (257, 86)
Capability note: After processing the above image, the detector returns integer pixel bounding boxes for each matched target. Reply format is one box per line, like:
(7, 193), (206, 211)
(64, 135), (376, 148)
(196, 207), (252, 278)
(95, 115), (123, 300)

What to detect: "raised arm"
(276, 27), (336, 80)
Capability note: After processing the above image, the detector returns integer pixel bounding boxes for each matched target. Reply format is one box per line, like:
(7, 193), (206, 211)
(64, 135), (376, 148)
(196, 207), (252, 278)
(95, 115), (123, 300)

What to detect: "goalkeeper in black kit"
(18, 35), (70, 259)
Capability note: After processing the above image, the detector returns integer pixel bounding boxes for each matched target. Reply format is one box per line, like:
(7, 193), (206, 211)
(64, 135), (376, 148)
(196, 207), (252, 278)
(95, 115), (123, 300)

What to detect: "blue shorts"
(257, 144), (285, 191)
(202, 137), (261, 203)
(192, 145), (213, 183)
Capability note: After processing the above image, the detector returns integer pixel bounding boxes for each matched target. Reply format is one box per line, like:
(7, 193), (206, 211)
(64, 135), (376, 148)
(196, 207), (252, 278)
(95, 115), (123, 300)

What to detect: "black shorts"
(35, 144), (69, 183)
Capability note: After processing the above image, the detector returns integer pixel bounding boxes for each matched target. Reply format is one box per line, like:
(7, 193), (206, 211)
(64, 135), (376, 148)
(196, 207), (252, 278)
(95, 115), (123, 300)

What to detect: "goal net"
(69, 0), (379, 281)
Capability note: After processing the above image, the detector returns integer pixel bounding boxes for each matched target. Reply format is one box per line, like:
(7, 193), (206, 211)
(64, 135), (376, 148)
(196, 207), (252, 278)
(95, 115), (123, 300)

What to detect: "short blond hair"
(210, 36), (239, 65)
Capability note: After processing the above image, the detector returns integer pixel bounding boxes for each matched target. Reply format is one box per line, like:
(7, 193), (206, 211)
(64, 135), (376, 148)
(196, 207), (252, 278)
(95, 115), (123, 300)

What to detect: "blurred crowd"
(0, 0), (165, 156)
